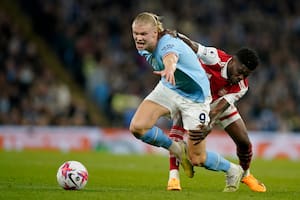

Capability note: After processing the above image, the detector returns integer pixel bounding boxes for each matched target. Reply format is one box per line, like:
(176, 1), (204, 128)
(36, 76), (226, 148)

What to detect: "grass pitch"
(0, 150), (299, 200)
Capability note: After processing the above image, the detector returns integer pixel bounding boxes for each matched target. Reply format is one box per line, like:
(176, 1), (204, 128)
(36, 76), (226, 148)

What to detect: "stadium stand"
(0, 0), (108, 126)
(1, 0), (300, 131)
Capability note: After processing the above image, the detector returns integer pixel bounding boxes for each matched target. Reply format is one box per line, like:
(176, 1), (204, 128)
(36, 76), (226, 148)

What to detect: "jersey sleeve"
(196, 43), (220, 65)
(222, 80), (248, 104)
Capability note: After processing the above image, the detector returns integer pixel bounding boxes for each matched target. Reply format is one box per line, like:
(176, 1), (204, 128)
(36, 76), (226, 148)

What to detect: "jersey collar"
(221, 58), (231, 79)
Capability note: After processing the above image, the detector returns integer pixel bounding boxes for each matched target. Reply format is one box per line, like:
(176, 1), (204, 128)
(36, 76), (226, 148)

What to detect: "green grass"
(0, 150), (299, 200)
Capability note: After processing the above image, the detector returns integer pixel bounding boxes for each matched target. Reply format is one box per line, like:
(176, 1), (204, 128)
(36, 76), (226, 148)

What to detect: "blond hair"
(133, 12), (164, 33)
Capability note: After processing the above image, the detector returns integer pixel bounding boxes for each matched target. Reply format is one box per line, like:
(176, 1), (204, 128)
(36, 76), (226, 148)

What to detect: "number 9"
(199, 113), (206, 124)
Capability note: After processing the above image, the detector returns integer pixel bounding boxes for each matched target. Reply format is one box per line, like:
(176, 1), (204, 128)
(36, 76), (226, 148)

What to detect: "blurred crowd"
(2, 0), (300, 132)
(0, 11), (92, 125)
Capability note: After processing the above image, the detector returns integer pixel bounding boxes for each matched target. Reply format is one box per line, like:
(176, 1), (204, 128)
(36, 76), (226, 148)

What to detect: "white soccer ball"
(56, 160), (88, 190)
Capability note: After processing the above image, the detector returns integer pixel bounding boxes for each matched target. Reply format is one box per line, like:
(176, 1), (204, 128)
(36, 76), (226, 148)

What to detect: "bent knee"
(129, 122), (145, 138)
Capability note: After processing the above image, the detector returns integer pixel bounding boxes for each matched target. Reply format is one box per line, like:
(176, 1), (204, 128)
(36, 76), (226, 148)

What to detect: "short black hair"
(236, 47), (259, 71)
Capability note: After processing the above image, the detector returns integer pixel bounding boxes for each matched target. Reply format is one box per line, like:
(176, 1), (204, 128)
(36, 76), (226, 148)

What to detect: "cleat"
(242, 174), (266, 192)
(223, 165), (243, 192)
(178, 141), (194, 178)
(167, 178), (182, 191)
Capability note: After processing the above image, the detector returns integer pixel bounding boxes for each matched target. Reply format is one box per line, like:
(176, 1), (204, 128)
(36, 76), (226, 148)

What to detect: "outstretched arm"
(153, 53), (178, 85)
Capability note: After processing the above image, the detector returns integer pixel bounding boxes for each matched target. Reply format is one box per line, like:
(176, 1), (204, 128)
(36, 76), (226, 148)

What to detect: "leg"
(167, 125), (186, 191)
(130, 100), (177, 150)
(169, 126), (185, 171)
(168, 112), (186, 172)
(225, 119), (252, 172)
(167, 124), (243, 192)
(186, 137), (243, 192)
(130, 100), (169, 137)
(130, 100), (192, 175)
(178, 96), (242, 192)
(225, 119), (266, 192)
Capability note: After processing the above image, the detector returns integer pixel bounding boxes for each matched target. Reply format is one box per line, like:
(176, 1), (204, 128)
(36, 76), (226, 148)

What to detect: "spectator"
(5, 0), (300, 131)
(0, 10), (92, 126)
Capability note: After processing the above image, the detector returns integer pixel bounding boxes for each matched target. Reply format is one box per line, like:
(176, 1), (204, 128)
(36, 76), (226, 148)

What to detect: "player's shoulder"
(217, 49), (232, 62)
(159, 34), (189, 54)
(158, 34), (178, 49)
(160, 34), (176, 42)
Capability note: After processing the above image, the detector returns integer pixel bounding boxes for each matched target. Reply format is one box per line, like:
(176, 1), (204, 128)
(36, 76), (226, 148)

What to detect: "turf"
(0, 150), (299, 200)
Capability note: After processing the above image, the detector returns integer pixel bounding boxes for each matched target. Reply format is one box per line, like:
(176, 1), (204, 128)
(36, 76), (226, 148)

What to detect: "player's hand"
(153, 67), (176, 85)
(189, 124), (212, 145)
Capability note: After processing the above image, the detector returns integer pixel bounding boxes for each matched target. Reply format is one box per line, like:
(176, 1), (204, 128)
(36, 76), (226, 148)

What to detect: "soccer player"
(130, 12), (243, 192)
(166, 32), (266, 192)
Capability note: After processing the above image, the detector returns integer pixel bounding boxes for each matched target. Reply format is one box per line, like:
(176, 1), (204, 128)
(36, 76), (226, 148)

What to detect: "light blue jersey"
(139, 34), (211, 103)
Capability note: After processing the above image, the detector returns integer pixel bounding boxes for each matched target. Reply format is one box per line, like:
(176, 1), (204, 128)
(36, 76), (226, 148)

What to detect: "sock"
(203, 151), (231, 172)
(243, 169), (250, 177)
(169, 169), (180, 180)
(169, 156), (180, 170)
(140, 126), (172, 149)
(169, 126), (185, 171)
(237, 143), (253, 171)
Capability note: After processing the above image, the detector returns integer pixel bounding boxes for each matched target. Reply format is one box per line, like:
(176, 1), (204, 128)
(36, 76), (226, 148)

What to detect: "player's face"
(132, 22), (158, 52)
(227, 56), (252, 84)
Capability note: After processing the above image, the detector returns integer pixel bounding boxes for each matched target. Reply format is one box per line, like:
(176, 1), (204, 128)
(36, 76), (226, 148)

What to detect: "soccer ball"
(56, 160), (88, 190)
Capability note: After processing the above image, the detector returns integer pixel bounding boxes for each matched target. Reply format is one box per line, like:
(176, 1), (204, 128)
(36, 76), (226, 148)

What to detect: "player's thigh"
(131, 82), (176, 130)
(144, 81), (179, 118)
(180, 98), (211, 130)
(212, 101), (240, 128)
(130, 100), (170, 130)
(214, 103), (250, 145)
(225, 119), (251, 146)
